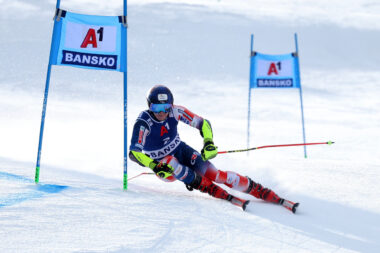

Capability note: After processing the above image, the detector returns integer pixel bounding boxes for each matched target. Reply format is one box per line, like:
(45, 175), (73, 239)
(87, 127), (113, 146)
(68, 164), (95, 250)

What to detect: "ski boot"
(245, 177), (282, 204)
(187, 174), (250, 211)
(245, 177), (299, 213)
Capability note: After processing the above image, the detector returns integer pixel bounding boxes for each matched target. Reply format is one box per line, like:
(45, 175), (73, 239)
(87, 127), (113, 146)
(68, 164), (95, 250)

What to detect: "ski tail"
(228, 195), (250, 211)
(281, 199), (299, 214)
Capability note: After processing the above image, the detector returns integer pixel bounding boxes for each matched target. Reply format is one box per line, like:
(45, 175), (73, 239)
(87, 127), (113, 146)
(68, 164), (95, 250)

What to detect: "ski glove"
(201, 140), (218, 161)
(151, 162), (174, 179)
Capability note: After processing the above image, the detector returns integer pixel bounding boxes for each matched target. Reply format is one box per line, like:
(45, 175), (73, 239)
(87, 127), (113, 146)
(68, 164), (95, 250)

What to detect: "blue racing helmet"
(147, 85), (174, 113)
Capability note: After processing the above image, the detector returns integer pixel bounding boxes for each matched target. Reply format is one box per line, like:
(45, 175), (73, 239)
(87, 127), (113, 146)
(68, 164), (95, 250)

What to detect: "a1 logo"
(81, 27), (104, 48)
(267, 62), (282, 75)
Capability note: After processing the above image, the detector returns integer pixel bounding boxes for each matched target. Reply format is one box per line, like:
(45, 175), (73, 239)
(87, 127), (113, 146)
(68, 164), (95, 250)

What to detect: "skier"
(129, 85), (298, 212)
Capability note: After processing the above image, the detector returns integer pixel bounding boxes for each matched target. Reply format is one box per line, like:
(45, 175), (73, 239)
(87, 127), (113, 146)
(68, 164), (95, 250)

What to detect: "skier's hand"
(201, 141), (218, 161)
(151, 162), (174, 179)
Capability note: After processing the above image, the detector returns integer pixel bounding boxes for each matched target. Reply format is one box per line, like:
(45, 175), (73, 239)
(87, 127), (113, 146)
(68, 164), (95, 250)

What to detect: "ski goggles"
(149, 103), (172, 113)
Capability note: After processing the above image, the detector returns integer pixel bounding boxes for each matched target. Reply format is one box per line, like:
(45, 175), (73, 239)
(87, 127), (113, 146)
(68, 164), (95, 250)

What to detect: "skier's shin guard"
(245, 177), (282, 204)
(213, 171), (250, 192)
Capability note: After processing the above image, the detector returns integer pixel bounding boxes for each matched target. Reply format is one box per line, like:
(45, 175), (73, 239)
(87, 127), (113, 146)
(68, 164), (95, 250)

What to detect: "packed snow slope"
(1, 0), (380, 252)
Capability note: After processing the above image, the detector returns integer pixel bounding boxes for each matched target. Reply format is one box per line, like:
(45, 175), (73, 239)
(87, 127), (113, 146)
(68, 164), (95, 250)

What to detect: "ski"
(280, 199), (299, 213)
(228, 195), (250, 211)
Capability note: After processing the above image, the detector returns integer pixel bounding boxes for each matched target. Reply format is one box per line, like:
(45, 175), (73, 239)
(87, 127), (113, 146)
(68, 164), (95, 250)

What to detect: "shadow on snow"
(0, 171), (68, 207)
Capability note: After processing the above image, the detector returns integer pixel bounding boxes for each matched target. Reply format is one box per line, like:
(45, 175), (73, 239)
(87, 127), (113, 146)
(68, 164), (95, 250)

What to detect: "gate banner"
(50, 9), (126, 72)
(250, 52), (300, 89)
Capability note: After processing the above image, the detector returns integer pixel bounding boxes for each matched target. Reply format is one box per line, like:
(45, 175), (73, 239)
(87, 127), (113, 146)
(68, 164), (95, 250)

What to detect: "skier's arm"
(173, 105), (203, 129)
(129, 150), (174, 179)
(199, 119), (218, 161)
(172, 105), (213, 140)
(128, 119), (156, 169)
(200, 119), (214, 143)
(128, 120), (173, 178)
(129, 150), (156, 169)
(173, 105), (218, 161)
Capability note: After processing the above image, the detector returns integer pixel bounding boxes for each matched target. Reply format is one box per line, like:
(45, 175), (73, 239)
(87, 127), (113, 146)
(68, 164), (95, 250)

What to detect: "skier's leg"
(212, 169), (282, 204)
(161, 155), (242, 203)
(163, 152), (230, 200)
(170, 144), (249, 209)
(186, 172), (249, 209)
(177, 148), (248, 192)
(174, 143), (283, 204)
(185, 172), (230, 200)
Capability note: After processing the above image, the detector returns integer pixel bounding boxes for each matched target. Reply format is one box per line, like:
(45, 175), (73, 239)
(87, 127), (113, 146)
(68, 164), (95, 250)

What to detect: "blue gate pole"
(123, 0), (129, 190)
(35, 0), (61, 183)
(247, 34), (254, 153)
(294, 33), (307, 158)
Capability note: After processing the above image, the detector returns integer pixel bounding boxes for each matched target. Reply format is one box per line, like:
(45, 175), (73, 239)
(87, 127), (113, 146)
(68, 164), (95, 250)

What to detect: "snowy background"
(1, 0), (380, 252)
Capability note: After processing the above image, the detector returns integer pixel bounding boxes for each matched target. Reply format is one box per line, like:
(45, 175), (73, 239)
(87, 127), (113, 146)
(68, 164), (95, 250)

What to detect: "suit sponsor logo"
(138, 126), (145, 144)
(191, 152), (198, 165)
(226, 172), (240, 187)
(145, 135), (181, 159)
(160, 125), (169, 136)
(158, 94), (168, 101)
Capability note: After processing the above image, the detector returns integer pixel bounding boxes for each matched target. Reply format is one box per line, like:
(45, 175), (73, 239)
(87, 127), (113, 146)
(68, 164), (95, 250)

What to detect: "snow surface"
(1, 0), (380, 252)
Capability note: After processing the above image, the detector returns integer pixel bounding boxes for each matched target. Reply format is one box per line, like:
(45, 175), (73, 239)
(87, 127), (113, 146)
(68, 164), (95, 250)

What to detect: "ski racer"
(129, 85), (297, 212)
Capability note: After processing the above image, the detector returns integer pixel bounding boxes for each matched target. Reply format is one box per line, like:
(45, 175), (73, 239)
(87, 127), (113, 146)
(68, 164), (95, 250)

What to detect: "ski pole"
(218, 141), (334, 154)
(127, 172), (154, 181)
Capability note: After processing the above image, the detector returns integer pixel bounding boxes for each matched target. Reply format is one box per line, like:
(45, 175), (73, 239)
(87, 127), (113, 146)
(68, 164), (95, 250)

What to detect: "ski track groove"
(147, 220), (174, 252)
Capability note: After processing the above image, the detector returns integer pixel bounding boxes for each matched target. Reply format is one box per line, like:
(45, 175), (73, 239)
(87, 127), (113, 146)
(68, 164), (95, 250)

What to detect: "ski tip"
(292, 203), (300, 214)
(242, 200), (250, 211)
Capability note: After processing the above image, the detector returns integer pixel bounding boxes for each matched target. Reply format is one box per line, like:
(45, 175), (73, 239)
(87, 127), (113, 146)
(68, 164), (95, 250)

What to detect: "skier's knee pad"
(158, 155), (194, 184)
